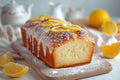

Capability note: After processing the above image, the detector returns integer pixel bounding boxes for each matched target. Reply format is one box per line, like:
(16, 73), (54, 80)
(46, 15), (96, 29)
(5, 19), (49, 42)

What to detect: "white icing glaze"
(23, 21), (88, 56)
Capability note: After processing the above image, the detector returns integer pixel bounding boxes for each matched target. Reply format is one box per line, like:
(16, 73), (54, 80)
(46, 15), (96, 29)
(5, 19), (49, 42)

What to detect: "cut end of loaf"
(53, 38), (94, 68)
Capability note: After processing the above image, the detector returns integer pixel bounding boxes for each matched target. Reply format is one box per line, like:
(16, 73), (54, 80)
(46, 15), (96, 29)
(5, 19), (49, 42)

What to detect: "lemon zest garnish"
(29, 15), (82, 33)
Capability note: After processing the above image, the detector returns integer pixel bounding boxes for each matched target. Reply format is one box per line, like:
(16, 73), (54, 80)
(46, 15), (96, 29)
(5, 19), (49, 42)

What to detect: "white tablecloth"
(0, 25), (120, 80)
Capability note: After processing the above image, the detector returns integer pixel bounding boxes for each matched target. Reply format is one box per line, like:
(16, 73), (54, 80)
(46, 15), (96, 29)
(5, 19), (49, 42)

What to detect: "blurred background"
(0, 0), (120, 18)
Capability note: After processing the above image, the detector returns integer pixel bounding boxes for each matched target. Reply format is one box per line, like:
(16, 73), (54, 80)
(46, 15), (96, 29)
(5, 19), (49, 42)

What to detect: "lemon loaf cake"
(21, 15), (95, 68)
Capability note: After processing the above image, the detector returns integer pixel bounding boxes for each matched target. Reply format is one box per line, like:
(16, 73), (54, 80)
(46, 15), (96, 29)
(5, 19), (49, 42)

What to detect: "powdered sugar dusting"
(23, 23), (76, 56)
(12, 40), (112, 79)
(22, 19), (91, 57)
(47, 32), (73, 43)
(44, 56), (111, 77)
(24, 21), (40, 28)
(77, 29), (88, 37)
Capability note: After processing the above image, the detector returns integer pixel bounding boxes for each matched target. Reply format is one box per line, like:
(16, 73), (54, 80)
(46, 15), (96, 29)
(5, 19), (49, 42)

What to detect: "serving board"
(11, 40), (112, 80)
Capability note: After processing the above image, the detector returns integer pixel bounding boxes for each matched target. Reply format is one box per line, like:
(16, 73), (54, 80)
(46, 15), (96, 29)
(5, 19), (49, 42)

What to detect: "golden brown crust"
(21, 28), (27, 47)
(21, 16), (95, 68)
(21, 27), (94, 68)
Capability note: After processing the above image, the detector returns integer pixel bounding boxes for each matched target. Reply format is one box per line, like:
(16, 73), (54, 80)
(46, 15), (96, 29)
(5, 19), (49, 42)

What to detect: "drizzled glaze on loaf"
(22, 18), (88, 57)
(21, 15), (95, 68)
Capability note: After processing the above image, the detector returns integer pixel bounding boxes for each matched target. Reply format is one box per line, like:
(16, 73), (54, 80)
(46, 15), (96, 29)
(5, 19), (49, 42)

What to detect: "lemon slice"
(29, 17), (41, 22)
(3, 62), (29, 78)
(30, 15), (53, 22)
(101, 20), (118, 35)
(39, 15), (53, 20)
(41, 22), (55, 28)
(48, 19), (66, 25)
(0, 52), (14, 68)
(61, 24), (81, 31)
(100, 42), (120, 58)
(50, 26), (70, 33)
(41, 22), (60, 28)
(41, 19), (66, 28)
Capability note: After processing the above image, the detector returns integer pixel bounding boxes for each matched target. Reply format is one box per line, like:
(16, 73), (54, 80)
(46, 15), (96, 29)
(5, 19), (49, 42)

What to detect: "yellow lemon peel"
(89, 9), (111, 28)
(3, 62), (29, 78)
(101, 20), (118, 35)
(50, 26), (70, 33)
(100, 42), (120, 58)
(0, 52), (14, 68)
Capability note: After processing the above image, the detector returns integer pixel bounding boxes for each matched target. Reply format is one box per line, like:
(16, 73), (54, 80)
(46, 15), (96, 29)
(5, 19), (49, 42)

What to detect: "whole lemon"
(89, 9), (111, 28)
